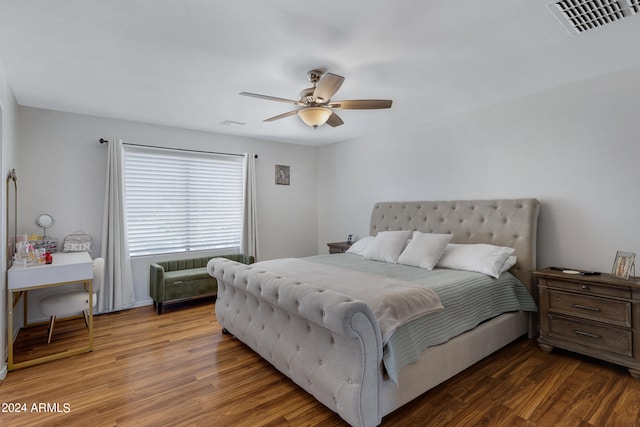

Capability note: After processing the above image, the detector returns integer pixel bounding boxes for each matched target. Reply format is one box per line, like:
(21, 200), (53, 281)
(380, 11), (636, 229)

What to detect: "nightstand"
(327, 241), (352, 254)
(535, 268), (640, 378)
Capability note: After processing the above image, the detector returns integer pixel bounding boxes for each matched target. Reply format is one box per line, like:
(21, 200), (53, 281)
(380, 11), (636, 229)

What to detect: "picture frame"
(275, 164), (290, 185)
(612, 251), (636, 279)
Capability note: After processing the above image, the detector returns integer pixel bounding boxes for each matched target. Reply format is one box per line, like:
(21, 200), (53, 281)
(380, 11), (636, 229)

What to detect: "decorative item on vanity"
(35, 213), (54, 238)
(17, 217), (55, 265)
(29, 213), (59, 254)
(612, 251), (636, 279)
(15, 241), (52, 265)
(62, 231), (93, 254)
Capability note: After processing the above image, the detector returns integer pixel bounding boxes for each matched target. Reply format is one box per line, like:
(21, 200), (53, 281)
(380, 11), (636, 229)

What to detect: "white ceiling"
(0, 1), (639, 146)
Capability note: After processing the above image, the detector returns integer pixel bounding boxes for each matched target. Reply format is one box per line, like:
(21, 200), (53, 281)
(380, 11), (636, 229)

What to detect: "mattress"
(305, 253), (538, 383)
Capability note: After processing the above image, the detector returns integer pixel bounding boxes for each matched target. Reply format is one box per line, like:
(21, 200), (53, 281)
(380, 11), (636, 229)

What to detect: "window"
(123, 145), (244, 257)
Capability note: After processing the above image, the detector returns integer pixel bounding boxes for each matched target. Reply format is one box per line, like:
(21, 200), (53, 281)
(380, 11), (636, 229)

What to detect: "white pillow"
(363, 230), (412, 264)
(501, 256), (517, 273)
(437, 243), (515, 278)
(346, 236), (375, 256)
(398, 231), (452, 270)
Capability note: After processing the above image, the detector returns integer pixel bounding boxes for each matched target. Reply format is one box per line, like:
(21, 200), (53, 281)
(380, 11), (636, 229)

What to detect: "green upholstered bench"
(149, 254), (254, 314)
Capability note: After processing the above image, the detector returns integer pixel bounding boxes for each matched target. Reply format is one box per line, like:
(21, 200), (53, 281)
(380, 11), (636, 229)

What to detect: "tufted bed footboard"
(209, 257), (384, 427)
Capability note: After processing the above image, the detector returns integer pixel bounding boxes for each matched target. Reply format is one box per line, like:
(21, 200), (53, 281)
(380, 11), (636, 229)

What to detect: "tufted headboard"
(369, 199), (540, 293)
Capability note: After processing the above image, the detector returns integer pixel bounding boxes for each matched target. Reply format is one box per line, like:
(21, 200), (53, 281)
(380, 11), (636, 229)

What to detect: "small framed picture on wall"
(275, 165), (290, 185)
(612, 251), (636, 279)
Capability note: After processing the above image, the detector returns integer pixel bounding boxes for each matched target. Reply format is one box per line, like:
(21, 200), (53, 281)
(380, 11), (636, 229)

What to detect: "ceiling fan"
(240, 69), (393, 129)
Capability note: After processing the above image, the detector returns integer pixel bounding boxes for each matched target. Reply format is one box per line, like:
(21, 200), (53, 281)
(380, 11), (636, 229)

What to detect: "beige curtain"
(241, 153), (259, 260)
(99, 139), (135, 312)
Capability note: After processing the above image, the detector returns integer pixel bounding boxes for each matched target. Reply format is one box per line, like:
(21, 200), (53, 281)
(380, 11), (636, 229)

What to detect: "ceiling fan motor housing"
(307, 69), (323, 84)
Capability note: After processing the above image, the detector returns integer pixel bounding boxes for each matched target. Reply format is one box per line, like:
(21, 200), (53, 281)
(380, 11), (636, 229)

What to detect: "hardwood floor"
(2, 301), (640, 427)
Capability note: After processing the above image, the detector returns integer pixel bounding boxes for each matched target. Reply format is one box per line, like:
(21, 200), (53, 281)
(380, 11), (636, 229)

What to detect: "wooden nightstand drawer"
(548, 289), (632, 328)
(546, 278), (631, 299)
(548, 315), (632, 357)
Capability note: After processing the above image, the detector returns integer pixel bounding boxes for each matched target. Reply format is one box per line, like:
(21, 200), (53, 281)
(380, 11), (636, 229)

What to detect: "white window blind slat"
(123, 145), (244, 257)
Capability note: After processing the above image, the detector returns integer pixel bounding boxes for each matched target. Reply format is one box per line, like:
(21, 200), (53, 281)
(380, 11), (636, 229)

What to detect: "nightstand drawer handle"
(571, 303), (600, 312)
(571, 329), (601, 339)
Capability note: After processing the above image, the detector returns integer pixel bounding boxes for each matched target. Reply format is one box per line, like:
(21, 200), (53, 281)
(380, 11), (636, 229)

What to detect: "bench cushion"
(163, 267), (210, 284)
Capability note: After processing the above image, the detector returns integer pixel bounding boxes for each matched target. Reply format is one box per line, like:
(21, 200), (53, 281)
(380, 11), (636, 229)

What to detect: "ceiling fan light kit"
(297, 107), (332, 128)
(240, 69), (393, 129)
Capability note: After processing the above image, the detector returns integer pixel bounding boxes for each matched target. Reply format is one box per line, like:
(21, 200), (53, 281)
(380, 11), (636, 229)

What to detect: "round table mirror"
(35, 213), (54, 238)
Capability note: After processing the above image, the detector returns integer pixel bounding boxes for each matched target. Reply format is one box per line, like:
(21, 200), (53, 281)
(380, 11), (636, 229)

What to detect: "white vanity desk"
(7, 251), (93, 371)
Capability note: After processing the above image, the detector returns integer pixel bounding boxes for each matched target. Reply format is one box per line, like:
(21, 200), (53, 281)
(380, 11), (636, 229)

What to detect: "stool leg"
(83, 310), (90, 330)
(47, 316), (56, 344)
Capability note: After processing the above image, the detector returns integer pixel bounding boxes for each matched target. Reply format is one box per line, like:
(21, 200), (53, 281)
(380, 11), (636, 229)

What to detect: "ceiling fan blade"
(313, 73), (345, 103)
(240, 92), (302, 105)
(326, 112), (344, 127)
(329, 99), (393, 109)
(263, 110), (299, 122)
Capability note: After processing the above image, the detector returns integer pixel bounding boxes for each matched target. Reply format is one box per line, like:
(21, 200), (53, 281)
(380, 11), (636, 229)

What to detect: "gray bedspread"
(305, 253), (538, 384)
(253, 258), (443, 344)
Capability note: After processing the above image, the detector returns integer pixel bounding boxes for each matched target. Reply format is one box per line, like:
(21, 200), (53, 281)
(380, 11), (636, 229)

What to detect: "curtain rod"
(98, 139), (258, 158)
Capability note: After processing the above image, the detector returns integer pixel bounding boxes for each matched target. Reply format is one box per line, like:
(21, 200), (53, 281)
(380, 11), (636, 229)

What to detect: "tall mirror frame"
(6, 169), (17, 269)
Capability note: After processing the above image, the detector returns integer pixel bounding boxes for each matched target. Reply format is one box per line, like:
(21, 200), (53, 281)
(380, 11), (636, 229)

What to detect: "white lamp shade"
(297, 107), (332, 128)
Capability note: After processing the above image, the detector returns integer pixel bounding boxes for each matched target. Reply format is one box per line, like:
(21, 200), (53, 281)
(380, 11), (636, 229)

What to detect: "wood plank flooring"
(2, 300), (640, 427)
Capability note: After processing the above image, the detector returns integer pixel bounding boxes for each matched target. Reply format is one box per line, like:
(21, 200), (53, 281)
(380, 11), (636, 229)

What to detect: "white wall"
(0, 56), (20, 379)
(16, 108), (318, 318)
(318, 65), (640, 274)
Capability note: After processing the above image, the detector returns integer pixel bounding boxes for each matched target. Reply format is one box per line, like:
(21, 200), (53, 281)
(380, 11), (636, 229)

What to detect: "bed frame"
(209, 199), (540, 427)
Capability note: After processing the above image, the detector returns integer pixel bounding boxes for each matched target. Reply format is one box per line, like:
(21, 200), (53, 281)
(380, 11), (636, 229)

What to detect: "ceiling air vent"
(548, 0), (638, 34)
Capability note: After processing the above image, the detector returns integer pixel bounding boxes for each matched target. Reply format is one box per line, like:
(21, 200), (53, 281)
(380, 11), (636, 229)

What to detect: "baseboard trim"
(132, 299), (153, 308)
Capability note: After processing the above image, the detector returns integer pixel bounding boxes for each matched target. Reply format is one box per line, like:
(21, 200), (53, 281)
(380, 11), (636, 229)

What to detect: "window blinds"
(123, 145), (244, 256)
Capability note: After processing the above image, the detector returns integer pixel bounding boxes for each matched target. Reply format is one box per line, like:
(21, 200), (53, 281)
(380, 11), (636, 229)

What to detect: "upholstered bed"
(207, 199), (540, 426)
